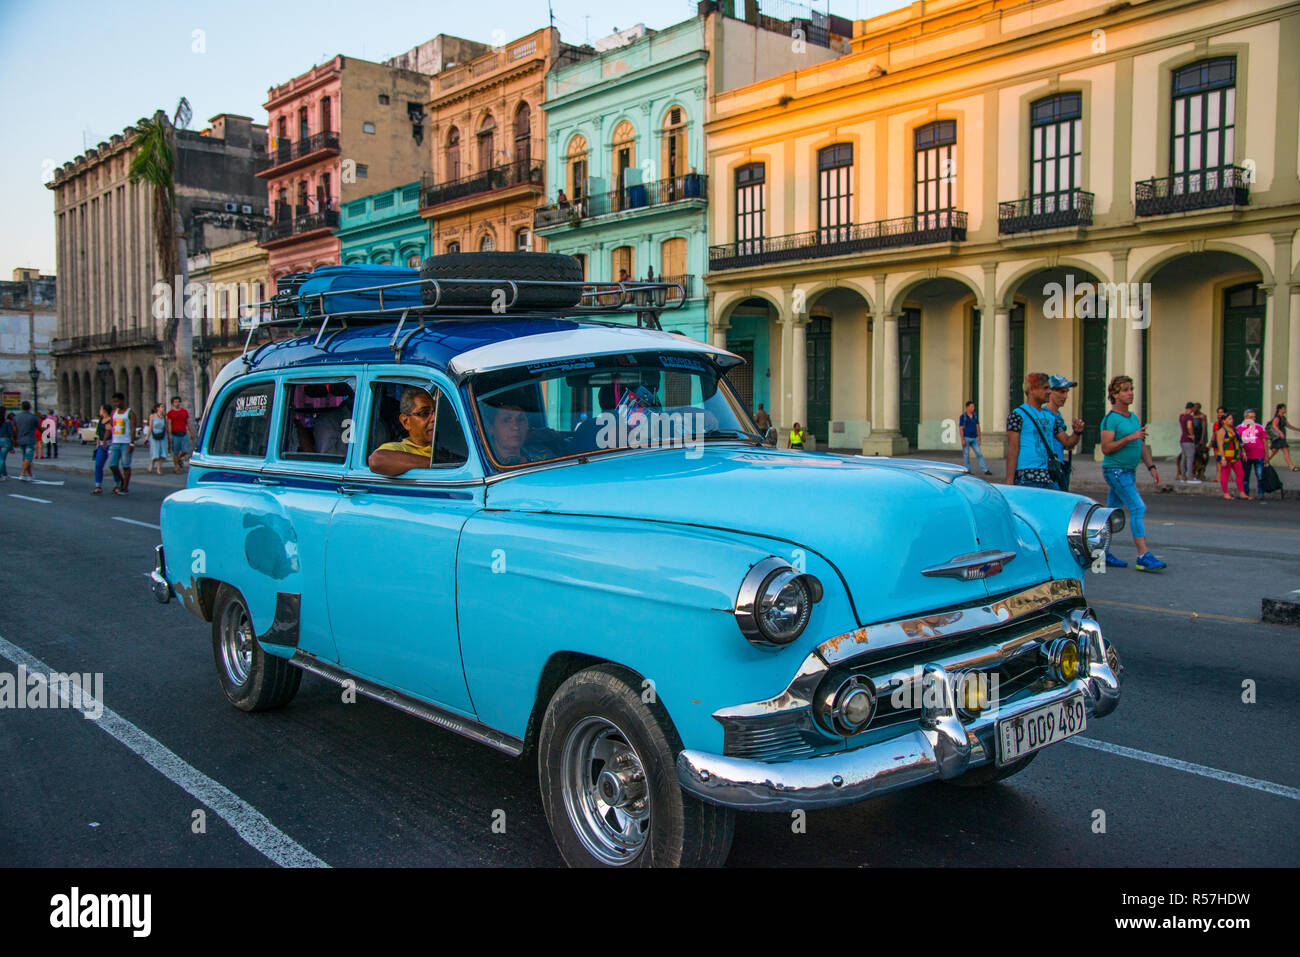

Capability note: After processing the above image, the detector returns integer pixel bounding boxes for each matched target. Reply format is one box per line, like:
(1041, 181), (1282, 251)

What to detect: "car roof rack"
(239, 277), (688, 364)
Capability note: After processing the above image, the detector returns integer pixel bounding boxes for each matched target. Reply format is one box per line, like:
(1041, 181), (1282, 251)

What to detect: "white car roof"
(446, 326), (743, 381)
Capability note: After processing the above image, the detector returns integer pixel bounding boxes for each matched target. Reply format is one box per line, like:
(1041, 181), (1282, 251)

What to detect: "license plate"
(996, 693), (1086, 765)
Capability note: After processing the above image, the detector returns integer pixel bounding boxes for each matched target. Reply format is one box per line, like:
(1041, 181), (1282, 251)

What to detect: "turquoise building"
(535, 19), (710, 347)
(337, 182), (430, 267)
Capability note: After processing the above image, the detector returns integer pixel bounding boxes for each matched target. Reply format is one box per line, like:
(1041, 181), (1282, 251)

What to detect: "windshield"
(469, 351), (759, 468)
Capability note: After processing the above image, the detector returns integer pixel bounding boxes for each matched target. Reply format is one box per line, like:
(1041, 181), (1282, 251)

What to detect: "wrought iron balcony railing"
(998, 190), (1094, 235)
(264, 131), (341, 171)
(1135, 166), (1249, 217)
(656, 274), (694, 302)
(709, 211), (967, 270)
(534, 174), (707, 229)
(259, 208), (339, 243)
(420, 160), (544, 209)
(50, 329), (159, 354)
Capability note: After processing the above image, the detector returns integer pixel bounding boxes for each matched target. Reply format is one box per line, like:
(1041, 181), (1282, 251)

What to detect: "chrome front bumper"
(676, 618), (1121, 811)
(150, 544), (172, 604)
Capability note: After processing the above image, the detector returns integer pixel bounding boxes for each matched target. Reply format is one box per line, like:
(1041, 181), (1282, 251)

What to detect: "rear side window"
(208, 381), (276, 458)
(280, 379), (355, 464)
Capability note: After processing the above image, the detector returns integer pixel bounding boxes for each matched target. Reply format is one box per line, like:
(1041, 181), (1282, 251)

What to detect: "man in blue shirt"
(1045, 374), (1085, 491)
(1004, 373), (1072, 489)
(958, 400), (991, 474)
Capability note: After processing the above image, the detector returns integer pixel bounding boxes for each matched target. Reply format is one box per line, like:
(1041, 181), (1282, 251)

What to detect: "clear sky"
(0, 0), (884, 275)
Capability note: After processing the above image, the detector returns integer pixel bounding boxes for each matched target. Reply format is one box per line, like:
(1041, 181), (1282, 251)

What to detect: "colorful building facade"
(338, 182), (430, 267)
(704, 0), (1300, 456)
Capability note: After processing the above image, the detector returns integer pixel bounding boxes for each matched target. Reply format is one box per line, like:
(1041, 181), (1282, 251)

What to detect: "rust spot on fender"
(173, 576), (203, 618)
(821, 627), (869, 655)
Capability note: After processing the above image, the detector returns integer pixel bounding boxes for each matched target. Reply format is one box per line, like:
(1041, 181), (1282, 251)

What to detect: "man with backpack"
(1004, 373), (1073, 490)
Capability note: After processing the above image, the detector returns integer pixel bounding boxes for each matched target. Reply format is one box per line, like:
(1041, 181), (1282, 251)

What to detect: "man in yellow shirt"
(368, 386), (435, 475)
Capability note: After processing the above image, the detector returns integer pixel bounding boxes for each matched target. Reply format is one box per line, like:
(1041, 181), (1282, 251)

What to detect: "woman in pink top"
(1236, 409), (1268, 497)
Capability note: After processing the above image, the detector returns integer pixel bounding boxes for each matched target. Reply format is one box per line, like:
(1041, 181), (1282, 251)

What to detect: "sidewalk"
(5, 447), (191, 490)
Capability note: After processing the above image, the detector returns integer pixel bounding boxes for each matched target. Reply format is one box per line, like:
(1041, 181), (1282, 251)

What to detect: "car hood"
(484, 447), (1051, 625)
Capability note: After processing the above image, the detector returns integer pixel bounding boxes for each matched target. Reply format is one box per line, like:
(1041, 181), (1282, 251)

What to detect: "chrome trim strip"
(197, 462), (486, 488)
(817, 578), (1084, 667)
(678, 677), (1091, 811)
(289, 652), (524, 757)
(921, 549), (1018, 580)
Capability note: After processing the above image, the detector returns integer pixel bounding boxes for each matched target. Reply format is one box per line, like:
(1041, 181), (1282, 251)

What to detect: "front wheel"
(211, 585), (302, 712)
(538, 665), (734, 867)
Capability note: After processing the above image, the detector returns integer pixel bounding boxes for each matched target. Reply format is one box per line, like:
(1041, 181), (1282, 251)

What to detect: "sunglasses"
(403, 407), (435, 419)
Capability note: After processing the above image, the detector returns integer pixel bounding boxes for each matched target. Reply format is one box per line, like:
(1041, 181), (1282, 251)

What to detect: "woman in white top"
(146, 403), (168, 474)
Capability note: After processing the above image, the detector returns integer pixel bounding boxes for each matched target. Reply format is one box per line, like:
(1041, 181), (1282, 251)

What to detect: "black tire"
(211, 584), (302, 712)
(419, 251), (583, 309)
(538, 664), (735, 868)
(944, 751), (1037, 787)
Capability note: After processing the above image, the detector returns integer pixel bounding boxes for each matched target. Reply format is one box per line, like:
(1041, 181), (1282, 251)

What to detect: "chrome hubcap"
(219, 600), (254, 686)
(561, 717), (651, 865)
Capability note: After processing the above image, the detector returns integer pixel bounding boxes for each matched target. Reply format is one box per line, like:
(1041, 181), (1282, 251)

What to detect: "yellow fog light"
(955, 670), (990, 718)
(1045, 637), (1081, 683)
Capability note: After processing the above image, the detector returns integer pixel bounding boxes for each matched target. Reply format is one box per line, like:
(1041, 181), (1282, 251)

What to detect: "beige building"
(704, 0), (1300, 458)
(188, 238), (270, 404)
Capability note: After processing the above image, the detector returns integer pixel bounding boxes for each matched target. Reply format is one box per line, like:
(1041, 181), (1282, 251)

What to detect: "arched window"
(477, 114), (496, 172)
(446, 127), (461, 181)
(661, 106), (688, 190)
(406, 252), (420, 268)
(479, 232), (496, 252)
(818, 143), (853, 242)
(446, 241), (461, 254)
(913, 123), (955, 229)
(1029, 94), (1082, 215)
(514, 102), (532, 171)
(611, 120), (636, 211)
(565, 134), (589, 203)
(515, 227), (531, 251)
(1171, 57), (1236, 192)
(611, 245), (633, 281)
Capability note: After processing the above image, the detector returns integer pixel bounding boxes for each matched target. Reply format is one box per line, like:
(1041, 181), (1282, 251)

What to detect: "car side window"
(208, 381), (276, 458)
(367, 381), (468, 471)
(279, 379), (355, 465)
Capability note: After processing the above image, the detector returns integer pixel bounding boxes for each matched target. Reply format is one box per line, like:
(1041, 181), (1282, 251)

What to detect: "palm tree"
(129, 112), (194, 416)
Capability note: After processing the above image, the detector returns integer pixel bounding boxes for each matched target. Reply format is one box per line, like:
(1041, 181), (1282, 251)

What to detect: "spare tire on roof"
(419, 252), (584, 309)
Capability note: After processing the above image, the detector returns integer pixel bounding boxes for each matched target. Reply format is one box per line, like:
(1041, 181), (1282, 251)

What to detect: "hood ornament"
(921, 549), (1017, 581)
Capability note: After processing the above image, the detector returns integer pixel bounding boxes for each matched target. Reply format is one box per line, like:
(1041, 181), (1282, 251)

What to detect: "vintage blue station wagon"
(152, 253), (1125, 867)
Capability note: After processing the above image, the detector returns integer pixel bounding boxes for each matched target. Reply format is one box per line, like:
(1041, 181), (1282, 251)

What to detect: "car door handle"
(338, 484), (371, 496)
(256, 476), (281, 486)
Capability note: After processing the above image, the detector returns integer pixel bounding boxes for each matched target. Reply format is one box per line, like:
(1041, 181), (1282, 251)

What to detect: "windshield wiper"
(701, 428), (764, 444)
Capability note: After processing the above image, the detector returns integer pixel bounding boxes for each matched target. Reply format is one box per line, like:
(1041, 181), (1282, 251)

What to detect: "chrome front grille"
(720, 711), (819, 762)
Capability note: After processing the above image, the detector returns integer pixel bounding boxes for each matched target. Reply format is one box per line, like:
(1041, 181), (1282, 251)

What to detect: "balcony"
(259, 208), (340, 245)
(1135, 167), (1249, 217)
(998, 190), (1094, 235)
(50, 329), (159, 355)
(257, 131), (341, 178)
(420, 161), (544, 211)
(709, 211), (968, 271)
(534, 174), (707, 230)
(656, 274), (695, 302)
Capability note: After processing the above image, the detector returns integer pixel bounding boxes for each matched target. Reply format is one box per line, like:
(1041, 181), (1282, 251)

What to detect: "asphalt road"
(1, 459), (1297, 868)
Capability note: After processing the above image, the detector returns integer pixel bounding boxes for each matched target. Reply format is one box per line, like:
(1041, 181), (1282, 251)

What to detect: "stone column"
(1288, 284), (1300, 413)
(1268, 232), (1295, 413)
(707, 292), (728, 348)
(992, 306), (1011, 432)
(862, 312), (908, 454)
(791, 316), (808, 436)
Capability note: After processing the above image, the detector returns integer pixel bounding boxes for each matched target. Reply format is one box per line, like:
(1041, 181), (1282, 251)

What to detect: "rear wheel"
(945, 751), (1037, 787)
(538, 664), (734, 867)
(211, 585), (301, 712)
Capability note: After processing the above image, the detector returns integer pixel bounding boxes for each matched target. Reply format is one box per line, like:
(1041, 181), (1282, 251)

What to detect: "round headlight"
(734, 557), (822, 649)
(756, 570), (811, 644)
(955, 670), (991, 717)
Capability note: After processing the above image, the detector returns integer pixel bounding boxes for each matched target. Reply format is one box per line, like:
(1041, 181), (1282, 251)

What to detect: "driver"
(368, 386), (435, 475)
(488, 402), (538, 466)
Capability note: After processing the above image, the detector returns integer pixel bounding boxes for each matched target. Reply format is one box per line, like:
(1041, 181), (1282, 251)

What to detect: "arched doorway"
(899, 309), (921, 447)
(131, 367), (144, 421)
(806, 315), (832, 441)
(147, 366), (159, 411)
(721, 295), (778, 421)
(1221, 282), (1265, 416)
(890, 275), (979, 449)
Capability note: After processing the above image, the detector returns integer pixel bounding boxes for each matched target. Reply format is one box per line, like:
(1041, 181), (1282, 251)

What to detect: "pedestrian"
(11, 400), (40, 481)
(1236, 409), (1268, 498)
(1210, 406), (1227, 483)
(1099, 375), (1166, 571)
(91, 403), (112, 494)
(753, 403), (773, 444)
(146, 403), (169, 474)
(1045, 375), (1085, 491)
(41, 409), (58, 460)
(0, 412), (16, 481)
(1214, 412), (1248, 500)
(167, 395), (191, 473)
(1004, 372), (1071, 489)
(1177, 401), (1197, 482)
(1191, 402), (1209, 482)
(107, 391), (137, 494)
(789, 421), (805, 450)
(1266, 403), (1298, 470)
(958, 400), (992, 475)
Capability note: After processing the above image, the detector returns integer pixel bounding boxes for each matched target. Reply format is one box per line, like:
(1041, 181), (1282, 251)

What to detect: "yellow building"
(419, 28), (589, 254)
(705, 0), (1300, 458)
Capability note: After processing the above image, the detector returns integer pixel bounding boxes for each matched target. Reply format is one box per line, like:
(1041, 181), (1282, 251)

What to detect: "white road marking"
(8, 494), (51, 503)
(112, 516), (160, 530)
(1068, 736), (1300, 801)
(0, 634), (329, 868)
(30, 479), (66, 486)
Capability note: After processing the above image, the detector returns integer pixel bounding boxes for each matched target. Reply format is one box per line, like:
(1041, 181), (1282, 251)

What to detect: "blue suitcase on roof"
(297, 265), (423, 316)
